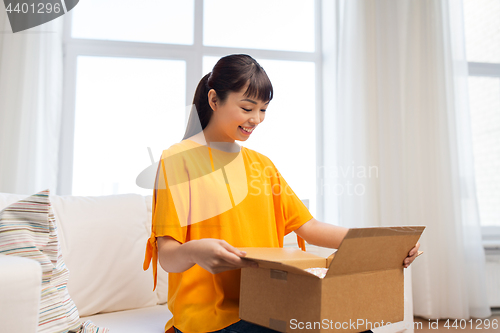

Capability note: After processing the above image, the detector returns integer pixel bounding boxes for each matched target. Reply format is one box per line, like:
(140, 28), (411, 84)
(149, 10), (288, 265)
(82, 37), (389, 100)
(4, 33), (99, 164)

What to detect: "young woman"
(143, 54), (420, 333)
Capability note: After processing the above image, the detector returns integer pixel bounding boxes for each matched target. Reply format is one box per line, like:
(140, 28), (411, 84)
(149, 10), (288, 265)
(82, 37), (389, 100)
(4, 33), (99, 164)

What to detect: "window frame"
(58, 0), (324, 220)
(468, 62), (500, 246)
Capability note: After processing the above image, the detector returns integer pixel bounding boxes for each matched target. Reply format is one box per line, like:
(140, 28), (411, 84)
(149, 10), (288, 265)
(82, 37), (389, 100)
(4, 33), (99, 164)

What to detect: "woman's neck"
(203, 124), (233, 144)
(188, 130), (240, 153)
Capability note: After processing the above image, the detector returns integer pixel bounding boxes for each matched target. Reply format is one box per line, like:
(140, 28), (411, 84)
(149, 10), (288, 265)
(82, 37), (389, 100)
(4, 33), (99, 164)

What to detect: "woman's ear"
(208, 89), (218, 111)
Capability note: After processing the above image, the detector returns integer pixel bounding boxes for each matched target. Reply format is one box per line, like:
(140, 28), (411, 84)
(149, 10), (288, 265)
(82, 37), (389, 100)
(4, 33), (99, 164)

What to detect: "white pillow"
(51, 193), (158, 316)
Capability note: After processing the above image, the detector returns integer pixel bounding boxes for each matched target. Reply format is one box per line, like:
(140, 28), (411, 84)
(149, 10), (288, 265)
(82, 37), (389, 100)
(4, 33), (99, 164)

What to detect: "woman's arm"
(157, 236), (196, 273)
(157, 236), (259, 274)
(294, 218), (349, 249)
(294, 218), (421, 268)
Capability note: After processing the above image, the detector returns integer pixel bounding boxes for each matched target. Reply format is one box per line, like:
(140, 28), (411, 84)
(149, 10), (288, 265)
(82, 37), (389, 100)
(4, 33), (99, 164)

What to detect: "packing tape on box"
(270, 269), (288, 281)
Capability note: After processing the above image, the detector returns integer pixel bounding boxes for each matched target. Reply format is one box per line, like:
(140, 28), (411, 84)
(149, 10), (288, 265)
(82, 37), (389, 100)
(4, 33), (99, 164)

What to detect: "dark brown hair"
(182, 54), (273, 140)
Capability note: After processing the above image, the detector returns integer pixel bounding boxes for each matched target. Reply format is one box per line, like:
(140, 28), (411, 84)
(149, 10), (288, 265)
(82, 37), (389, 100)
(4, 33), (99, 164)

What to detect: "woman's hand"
(189, 238), (259, 274)
(403, 242), (421, 268)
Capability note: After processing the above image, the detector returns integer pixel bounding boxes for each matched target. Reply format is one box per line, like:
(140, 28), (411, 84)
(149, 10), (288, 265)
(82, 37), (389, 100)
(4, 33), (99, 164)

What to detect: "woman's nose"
(250, 114), (263, 125)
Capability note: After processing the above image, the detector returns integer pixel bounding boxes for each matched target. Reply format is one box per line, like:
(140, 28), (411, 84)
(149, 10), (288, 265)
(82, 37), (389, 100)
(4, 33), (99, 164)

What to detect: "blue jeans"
(173, 320), (281, 333)
(173, 321), (374, 333)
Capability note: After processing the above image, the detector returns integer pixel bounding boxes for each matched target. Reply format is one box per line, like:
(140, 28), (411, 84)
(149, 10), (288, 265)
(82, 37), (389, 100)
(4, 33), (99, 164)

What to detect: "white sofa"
(0, 192), (414, 333)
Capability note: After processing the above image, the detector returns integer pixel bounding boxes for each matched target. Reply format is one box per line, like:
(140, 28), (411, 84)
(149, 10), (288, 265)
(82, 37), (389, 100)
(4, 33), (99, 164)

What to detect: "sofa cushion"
(81, 304), (172, 333)
(0, 192), (30, 209)
(51, 193), (158, 316)
(0, 190), (82, 333)
(0, 254), (42, 333)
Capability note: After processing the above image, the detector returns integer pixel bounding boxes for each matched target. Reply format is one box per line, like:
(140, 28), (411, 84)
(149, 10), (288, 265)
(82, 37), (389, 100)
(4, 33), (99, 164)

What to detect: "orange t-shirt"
(143, 139), (313, 333)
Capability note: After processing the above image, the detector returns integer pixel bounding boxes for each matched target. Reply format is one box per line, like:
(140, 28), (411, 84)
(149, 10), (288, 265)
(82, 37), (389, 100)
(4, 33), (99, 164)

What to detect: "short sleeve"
(143, 149), (189, 291)
(152, 150), (190, 244)
(276, 169), (313, 235)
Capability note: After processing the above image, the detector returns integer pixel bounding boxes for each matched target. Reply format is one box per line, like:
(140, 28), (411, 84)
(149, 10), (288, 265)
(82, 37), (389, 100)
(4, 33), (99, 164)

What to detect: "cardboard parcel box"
(238, 226), (425, 333)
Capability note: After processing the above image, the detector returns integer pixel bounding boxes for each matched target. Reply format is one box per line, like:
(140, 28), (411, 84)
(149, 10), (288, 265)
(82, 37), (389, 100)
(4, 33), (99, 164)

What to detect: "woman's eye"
(260, 109), (267, 112)
(242, 108), (252, 112)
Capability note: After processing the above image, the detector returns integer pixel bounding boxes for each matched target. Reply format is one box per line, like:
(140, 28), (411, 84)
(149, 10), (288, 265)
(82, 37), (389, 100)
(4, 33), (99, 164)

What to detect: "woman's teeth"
(239, 126), (254, 134)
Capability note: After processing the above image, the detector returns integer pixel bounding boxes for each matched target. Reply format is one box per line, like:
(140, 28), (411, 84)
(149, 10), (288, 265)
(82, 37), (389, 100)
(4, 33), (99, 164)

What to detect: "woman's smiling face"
(204, 83), (269, 143)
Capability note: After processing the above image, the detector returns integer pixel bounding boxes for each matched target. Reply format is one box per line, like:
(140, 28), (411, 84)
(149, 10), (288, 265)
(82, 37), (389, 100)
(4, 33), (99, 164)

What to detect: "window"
(71, 57), (186, 196)
(71, 0), (194, 45)
(463, 0), (500, 240)
(203, 0), (315, 52)
(60, 0), (321, 217)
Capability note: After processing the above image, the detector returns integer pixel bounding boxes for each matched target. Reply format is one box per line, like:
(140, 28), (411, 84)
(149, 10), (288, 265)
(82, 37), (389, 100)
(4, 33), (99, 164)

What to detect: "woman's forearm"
(307, 221), (348, 249)
(158, 237), (258, 274)
(157, 237), (197, 273)
(295, 218), (349, 249)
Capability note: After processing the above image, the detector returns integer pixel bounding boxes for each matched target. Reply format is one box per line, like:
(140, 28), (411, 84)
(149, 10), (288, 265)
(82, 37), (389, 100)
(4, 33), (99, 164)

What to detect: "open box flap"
(324, 226), (425, 278)
(326, 251), (336, 267)
(238, 247), (328, 276)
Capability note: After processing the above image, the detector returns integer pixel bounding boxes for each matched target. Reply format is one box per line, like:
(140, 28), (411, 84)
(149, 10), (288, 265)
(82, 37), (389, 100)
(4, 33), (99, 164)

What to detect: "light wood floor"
(413, 314), (500, 332)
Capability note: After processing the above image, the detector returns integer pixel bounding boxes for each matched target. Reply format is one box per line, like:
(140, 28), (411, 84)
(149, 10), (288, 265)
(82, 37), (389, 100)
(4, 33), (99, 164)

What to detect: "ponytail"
(182, 73), (212, 141)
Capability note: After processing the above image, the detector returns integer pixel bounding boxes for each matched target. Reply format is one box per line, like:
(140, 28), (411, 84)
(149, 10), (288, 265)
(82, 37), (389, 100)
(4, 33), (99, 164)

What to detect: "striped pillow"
(0, 190), (106, 333)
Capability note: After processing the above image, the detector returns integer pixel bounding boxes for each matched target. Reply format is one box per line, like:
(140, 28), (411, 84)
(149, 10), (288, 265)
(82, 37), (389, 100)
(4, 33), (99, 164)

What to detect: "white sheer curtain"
(0, 11), (64, 195)
(323, 0), (491, 319)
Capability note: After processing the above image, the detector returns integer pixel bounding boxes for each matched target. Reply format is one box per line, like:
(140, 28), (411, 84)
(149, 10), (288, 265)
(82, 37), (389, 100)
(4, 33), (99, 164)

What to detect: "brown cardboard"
(238, 226), (425, 333)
